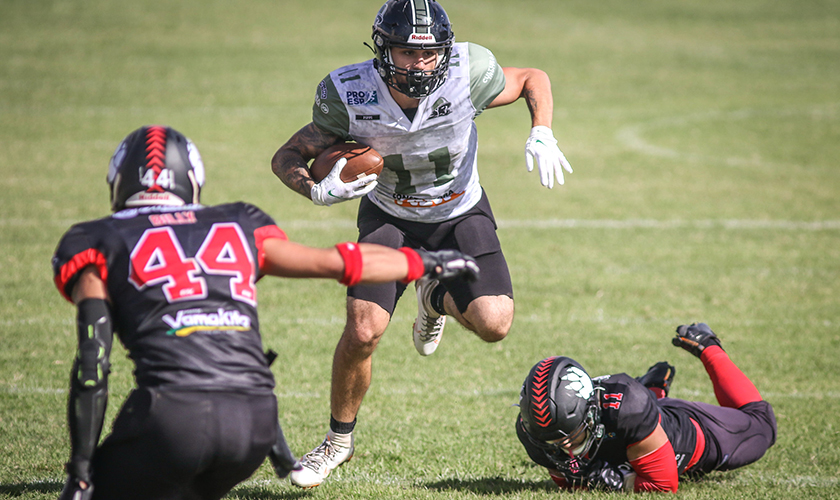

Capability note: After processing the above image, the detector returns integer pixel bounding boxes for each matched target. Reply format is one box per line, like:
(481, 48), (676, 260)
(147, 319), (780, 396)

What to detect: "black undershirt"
(402, 106), (418, 121)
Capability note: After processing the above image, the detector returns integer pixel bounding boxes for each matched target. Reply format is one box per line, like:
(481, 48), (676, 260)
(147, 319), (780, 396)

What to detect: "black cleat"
(672, 323), (722, 358)
(636, 361), (676, 397)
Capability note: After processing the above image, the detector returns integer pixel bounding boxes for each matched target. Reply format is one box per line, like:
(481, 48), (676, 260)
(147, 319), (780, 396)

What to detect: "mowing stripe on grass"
(4, 218), (839, 230)
(616, 104), (840, 166)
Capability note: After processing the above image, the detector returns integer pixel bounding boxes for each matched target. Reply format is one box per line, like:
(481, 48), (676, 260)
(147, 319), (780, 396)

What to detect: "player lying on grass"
(53, 125), (479, 500)
(517, 323), (776, 492)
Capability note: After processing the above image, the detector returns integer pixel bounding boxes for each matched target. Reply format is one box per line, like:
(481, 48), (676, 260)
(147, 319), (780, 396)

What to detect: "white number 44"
(139, 167), (175, 190)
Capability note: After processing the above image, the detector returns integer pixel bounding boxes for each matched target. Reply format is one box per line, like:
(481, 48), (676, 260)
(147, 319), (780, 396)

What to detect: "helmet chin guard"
(371, 0), (454, 98)
(107, 125), (205, 212)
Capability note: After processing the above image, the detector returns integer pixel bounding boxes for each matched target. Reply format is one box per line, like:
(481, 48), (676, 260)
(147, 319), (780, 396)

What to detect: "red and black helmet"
(519, 356), (604, 457)
(372, 0), (454, 98)
(106, 125), (205, 212)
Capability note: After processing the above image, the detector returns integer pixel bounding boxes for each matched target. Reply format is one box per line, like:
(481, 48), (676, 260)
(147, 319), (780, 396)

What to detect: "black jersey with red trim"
(518, 373), (699, 474)
(52, 202), (287, 392)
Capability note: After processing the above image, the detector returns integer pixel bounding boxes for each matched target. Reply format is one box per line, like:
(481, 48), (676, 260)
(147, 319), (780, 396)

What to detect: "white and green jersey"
(312, 42), (506, 222)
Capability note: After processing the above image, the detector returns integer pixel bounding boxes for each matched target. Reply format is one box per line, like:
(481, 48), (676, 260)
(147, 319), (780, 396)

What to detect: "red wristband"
(399, 247), (425, 284)
(336, 242), (363, 287)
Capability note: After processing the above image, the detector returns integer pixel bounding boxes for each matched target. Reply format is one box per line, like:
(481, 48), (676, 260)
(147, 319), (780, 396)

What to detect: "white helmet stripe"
(411, 0), (431, 34)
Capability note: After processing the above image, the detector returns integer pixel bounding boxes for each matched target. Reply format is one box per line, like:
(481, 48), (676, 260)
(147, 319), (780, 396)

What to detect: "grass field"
(1, 0), (839, 498)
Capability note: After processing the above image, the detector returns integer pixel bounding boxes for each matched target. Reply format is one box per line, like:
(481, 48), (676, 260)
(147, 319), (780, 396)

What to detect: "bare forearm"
(261, 239), (409, 283)
(521, 69), (553, 127)
(271, 147), (315, 199)
(489, 67), (554, 127)
(270, 123), (342, 199)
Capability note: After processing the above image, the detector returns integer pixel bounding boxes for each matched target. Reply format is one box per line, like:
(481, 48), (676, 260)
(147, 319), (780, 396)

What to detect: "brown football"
(310, 143), (384, 183)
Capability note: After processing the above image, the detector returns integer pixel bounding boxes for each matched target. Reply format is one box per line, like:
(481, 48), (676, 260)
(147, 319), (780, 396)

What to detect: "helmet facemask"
(371, 0), (454, 99)
(374, 36), (452, 98)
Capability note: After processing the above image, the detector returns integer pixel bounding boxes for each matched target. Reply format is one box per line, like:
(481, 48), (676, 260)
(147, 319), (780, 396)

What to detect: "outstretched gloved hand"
(311, 157), (378, 206)
(524, 126), (573, 189)
(416, 249), (480, 283)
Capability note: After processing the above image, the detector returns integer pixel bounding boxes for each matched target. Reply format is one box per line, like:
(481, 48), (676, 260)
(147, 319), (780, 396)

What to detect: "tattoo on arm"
(523, 87), (538, 121)
(271, 123), (342, 199)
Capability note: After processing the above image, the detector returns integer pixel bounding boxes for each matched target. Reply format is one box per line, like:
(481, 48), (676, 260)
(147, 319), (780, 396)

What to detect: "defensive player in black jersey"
(517, 323), (776, 492)
(52, 125), (479, 500)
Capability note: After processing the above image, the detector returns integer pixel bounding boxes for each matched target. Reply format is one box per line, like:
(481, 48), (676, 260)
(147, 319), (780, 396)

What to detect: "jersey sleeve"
(311, 74), (352, 140)
(467, 43), (506, 115)
(52, 223), (109, 303)
(238, 203), (288, 272)
(616, 376), (661, 446)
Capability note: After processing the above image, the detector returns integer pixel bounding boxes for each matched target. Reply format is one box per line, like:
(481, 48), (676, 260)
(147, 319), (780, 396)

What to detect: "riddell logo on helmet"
(409, 33), (436, 43)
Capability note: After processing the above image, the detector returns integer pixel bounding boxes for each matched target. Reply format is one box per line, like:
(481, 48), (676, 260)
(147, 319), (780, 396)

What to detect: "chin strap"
(66, 298), (113, 483)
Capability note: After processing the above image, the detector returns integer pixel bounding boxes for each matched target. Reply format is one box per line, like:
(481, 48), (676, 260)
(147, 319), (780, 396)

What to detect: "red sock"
(700, 346), (762, 408)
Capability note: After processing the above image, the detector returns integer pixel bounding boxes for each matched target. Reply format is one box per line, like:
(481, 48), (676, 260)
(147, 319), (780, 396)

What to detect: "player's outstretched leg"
(289, 431), (354, 489)
(672, 323), (761, 408)
(413, 277), (446, 356)
(636, 361), (675, 399)
(671, 322), (722, 358)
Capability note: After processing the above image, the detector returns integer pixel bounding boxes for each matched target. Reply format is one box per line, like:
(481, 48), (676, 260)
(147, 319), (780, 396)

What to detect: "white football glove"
(524, 126), (573, 189)
(310, 157), (378, 206)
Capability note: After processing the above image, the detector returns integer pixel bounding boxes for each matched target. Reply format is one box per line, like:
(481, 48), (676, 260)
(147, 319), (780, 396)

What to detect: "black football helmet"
(519, 356), (605, 459)
(106, 125), (205, 212)
(371, 0), (454, 98)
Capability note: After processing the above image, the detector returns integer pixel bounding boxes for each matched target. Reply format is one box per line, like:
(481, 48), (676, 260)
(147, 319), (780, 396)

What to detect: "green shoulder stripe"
(312, 75), (351, 140)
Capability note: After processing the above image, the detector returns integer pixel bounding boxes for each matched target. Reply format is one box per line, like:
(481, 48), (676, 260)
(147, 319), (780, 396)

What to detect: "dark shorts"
(349, 191), (513, 315)
(91, 387), (277, 500)
(662, 399), (777, 475)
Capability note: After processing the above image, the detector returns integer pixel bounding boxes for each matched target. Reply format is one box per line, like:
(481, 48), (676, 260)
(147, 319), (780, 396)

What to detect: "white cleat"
(413, 277), (446, 356)
(289, 432), (354, 489)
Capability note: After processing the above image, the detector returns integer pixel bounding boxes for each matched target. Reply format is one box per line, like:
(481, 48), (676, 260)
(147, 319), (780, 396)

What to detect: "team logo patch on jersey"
(162, 307), (251, 337)
(429, 97), (452, 119)
(346, 90), (378, 106)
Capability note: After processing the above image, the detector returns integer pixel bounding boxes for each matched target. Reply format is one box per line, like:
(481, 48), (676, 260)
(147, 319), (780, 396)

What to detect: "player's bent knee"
(342, 297), (390, 352)
(465, 296), (513, 342)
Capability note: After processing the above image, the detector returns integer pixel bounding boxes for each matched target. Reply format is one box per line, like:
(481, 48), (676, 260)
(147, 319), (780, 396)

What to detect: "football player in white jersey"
(270, 0), (573, 488)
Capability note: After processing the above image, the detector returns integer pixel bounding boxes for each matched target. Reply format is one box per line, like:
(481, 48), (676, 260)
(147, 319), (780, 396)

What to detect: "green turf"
(1, 0), (839, 498)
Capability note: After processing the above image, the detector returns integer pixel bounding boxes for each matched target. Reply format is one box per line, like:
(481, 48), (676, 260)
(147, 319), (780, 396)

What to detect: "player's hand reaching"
(561, 459), (630, 492)
(311, 157), (378, 206)
(416, 249), (480, 282)
(524, 126), (573, 189)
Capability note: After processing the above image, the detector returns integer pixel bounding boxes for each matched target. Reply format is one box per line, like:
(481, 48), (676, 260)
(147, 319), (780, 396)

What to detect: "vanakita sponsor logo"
(162, 308), (251, 337)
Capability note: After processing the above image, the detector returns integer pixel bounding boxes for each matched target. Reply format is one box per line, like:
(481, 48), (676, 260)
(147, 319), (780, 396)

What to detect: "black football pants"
(90, 387), (277, 500)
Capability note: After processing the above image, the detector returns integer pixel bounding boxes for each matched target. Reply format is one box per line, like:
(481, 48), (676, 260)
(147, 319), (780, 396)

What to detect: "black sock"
(330, 415), (356, 435)
(430, 284), (447, 316)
